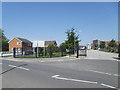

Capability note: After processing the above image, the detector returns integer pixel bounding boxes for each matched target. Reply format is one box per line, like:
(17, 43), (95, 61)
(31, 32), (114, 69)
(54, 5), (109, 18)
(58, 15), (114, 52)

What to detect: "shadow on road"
(0, 64), (28, 75)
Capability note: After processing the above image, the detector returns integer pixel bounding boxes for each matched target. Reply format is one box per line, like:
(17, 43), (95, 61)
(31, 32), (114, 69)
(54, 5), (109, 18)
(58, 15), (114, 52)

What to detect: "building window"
(17, 42), (21, 45)
(18, 48), (21, 52)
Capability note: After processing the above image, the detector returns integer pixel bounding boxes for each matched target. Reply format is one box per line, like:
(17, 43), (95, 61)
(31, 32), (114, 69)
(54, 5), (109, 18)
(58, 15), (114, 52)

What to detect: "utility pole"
(118, 1), (120, 89)
(74, 37), (75, 54)
(118, 44), (120, 58)
(44, 46), (45, 56)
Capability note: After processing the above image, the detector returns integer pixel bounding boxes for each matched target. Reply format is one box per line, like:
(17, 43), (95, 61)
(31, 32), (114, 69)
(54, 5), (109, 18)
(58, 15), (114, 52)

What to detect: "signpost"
(33, 41), (45, 58)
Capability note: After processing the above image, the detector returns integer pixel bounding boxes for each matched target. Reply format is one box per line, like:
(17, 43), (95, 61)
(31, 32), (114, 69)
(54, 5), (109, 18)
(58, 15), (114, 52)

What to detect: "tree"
(94, 43), (98, 50)
(55, 46), (60, 52)
(59, 43), (66, 56)
(0, 29), (9, 51)
(100, 41), (105, 49)
(65, 28), (80, 54)
(39, 47), (43, 56)
(108, 39), (117, 48)
(47, 44), (55, 58)
(108, 39), (117, 52)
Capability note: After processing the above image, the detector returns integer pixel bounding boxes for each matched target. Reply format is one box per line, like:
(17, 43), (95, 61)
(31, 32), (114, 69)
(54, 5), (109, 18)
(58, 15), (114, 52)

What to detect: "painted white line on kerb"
(101, 83), (116, 89)
(52, 75), (98, 84)
(8, 65), (30, 71)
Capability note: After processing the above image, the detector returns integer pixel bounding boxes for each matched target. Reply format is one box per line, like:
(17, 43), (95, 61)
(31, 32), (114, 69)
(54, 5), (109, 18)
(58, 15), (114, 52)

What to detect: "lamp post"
(74, 30), (82, 55)
(118, 44), (120, 58)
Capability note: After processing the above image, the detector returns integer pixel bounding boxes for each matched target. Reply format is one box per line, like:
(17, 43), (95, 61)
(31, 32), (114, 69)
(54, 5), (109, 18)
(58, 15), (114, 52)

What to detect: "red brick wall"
(93, 40), (98, 49)
(22, 43), (32, 51)
(9, 38), (22, 52)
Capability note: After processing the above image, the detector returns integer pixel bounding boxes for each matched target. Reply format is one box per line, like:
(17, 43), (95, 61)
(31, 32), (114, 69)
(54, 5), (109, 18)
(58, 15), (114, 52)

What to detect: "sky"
(2, 2), (118, 46)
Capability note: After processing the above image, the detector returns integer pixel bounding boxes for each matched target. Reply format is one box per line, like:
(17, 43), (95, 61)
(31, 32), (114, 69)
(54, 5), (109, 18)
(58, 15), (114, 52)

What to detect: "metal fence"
(0, 51), (22, 57)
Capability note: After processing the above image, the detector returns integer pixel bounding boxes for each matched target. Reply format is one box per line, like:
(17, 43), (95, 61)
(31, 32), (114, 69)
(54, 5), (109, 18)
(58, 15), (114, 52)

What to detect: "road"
(1, 60), (119, 88)
(0, 50), (119, 89)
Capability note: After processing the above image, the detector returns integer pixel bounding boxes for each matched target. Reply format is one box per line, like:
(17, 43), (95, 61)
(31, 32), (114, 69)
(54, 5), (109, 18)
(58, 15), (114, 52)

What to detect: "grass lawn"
(99, 49), (118, 53)
(17, 52), (68, 58)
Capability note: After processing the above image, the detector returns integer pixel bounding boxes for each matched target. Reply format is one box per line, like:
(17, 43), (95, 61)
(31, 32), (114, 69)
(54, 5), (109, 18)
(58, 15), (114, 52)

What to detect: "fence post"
(13, 48), (16, 58)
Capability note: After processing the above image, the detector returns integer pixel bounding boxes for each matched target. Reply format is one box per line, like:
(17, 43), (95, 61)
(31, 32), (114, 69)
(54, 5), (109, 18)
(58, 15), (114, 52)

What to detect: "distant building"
(45, 41), (57, 47)
(79, 45), (86, 50)
(93, 40), (120, 49)
(100, 41), (120, 47)
(93, 40), (100, 49)
(8, 37), (32, 52)
(86, 43), (92, 50)
(32, 40), (57, 55)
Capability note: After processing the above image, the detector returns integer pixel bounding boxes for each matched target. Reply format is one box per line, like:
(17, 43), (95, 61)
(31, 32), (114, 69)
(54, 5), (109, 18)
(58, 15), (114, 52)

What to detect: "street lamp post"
(118, 44), (120, 58)
(74, 37), (75, 54)
(74, 30), (82, 55)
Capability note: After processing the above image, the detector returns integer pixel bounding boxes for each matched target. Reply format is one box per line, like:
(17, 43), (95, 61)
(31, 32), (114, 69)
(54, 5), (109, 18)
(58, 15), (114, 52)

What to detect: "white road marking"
(101, 83), (116, 89)
(0, 63), (2, 64)
(88, 70), (120, 76)
(88, 70), (105, 74)
(52, 75), (98, 84)
(8, 65), (30, 71)
(52, 75), (60, 78)
(113, 74), (120, 77)
(105, 73), (112, 75)
(52, 75), (118, 89)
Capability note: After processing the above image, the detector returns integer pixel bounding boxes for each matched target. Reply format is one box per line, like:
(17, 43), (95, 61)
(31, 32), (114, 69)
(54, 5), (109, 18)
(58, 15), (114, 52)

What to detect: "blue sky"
(2, 2), (118, 46)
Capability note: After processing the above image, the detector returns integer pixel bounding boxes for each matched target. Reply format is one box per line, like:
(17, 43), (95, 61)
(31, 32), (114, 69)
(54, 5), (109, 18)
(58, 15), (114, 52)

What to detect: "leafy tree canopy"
(59, 43), (66, 52)
(100, 41), (106, 49)
(108, 39), (117, 48)
(65, 28), (80, 53)
(0, 29), (9, 51)
(47, 44), (55, 57)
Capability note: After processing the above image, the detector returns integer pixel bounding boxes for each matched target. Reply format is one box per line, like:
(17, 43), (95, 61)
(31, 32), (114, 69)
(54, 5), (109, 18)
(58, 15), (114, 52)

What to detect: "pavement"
(0, 50), (119, 88)
(85, 50), (119, 61)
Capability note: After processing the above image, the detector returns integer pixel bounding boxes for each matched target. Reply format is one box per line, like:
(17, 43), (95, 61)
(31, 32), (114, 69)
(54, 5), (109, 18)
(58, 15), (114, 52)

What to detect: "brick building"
(100, 41), (120, 47)
(45, 41), (57, 47)
(8, 37), (32, 52)
(93, 40), (100, 49)
(93, 40), (120, 49)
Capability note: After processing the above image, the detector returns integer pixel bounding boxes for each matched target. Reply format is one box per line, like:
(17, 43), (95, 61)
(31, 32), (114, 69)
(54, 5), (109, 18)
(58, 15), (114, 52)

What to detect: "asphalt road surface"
(1, 57), (119, 89)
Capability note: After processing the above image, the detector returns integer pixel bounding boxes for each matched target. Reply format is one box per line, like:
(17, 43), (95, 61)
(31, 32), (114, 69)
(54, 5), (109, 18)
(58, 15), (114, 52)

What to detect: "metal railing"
(0, 51), (22, 57)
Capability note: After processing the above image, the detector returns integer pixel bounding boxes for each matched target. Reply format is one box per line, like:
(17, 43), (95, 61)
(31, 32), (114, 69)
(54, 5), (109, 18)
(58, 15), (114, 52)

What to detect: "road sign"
(33, 41), (45, 47)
